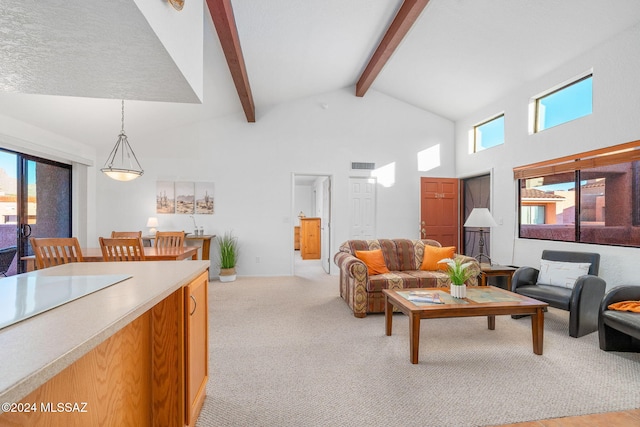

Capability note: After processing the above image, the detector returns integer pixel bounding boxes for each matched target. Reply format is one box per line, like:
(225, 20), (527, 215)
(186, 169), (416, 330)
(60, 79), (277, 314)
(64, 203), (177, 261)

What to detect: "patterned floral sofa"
(334, 239), (480, 317)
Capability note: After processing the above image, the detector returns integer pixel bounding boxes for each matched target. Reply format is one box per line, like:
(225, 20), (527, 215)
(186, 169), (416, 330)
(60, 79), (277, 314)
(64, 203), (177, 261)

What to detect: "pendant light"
(101, 100), (144, 181)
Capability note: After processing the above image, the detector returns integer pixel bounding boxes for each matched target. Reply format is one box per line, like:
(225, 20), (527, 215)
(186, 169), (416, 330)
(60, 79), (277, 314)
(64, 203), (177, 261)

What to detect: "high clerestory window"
(533, 74), (592, 132)
(514, 140), (640, 247)
(473, 114), (504, 152)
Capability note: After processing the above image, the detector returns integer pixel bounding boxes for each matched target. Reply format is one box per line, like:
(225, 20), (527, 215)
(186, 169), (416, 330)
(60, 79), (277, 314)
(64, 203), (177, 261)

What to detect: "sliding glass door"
(0, 149), (71, 275)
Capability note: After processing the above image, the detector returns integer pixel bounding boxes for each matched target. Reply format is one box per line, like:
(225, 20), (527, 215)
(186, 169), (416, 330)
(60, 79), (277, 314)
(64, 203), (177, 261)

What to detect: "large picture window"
(514, 140), (640, 247)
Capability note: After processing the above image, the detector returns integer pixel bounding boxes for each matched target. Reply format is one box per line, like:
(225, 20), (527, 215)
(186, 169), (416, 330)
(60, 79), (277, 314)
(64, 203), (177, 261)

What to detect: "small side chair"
(599, 285), (640, 352)
(511, 250), (605, 338)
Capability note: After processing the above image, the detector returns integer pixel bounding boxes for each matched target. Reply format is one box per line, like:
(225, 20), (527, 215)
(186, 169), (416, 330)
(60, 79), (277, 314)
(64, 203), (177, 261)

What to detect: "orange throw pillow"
(355, 249), (390, 275)
(421, 245), (456, 271)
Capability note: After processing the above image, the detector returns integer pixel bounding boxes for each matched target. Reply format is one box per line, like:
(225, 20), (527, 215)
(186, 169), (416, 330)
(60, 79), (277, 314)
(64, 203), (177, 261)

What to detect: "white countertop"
(0, 274), (133, 329)
(0, 261), (209, 404)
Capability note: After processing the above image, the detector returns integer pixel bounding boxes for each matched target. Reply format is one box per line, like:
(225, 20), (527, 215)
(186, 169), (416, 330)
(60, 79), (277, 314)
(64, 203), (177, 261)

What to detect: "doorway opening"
(292, 174), (332, 276)
(0, 149), (72, 275)
(462, 173), (491, 258)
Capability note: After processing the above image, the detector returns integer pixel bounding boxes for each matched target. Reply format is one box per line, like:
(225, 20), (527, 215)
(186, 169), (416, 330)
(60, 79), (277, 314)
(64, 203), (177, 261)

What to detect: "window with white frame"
(473, 114), (504, 153)
(534, 75), (592, 132)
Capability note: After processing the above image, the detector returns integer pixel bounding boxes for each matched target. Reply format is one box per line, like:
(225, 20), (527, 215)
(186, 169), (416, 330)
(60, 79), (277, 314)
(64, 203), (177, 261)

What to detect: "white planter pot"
(450, 284), (466, 298)
(219, 267), (236, 282)
(219, 274), (236, 282)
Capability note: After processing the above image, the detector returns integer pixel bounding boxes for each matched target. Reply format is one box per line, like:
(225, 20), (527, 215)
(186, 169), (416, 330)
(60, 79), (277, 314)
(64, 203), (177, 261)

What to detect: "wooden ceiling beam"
(356, 0), (431, 97)
(206, 0), (256, 122)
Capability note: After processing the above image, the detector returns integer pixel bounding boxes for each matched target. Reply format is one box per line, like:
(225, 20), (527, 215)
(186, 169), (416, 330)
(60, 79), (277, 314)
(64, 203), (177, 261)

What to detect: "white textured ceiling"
(1, 0), (640, 149)
(0, 0), (199, 103)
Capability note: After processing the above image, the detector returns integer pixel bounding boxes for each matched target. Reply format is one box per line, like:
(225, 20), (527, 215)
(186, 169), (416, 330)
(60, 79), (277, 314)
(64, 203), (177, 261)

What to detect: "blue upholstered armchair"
(511, 250), (606, 338)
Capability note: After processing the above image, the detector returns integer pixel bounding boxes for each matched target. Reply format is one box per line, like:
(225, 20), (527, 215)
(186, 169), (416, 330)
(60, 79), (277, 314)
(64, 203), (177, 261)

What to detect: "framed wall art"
(175, 181), (195, 214)
(156, 181), (175, 214)
(195, 182), (214, 214)
(156, 181), (215, 215)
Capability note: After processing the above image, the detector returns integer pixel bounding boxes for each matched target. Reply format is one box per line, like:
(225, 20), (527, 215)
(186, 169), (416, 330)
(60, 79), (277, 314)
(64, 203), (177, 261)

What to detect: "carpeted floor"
(196, 259), (640, 427)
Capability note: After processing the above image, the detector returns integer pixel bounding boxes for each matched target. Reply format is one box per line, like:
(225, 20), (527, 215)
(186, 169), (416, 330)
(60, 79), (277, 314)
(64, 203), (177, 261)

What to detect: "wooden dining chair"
(155, 231), (185, 248)
(111, 231), (142, 238)
(99, 237), (146, 261)
(31, 237), (84, 269)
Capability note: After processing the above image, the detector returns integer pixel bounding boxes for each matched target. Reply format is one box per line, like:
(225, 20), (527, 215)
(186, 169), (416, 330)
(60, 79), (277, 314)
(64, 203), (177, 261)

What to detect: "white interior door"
(348, 177), (376, 239)
(321, 178), (331, 273)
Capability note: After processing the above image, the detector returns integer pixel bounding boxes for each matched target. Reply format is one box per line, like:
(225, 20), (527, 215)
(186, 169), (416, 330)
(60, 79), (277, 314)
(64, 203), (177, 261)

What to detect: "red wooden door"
(420, 177), (459, 248)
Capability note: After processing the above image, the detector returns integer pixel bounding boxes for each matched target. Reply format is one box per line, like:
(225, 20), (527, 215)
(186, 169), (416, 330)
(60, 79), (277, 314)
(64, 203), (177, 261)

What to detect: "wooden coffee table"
(383, 286), (548, 364)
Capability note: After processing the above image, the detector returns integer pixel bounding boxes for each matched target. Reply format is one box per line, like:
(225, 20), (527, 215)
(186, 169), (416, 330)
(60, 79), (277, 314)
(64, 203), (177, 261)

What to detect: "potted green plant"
(218, 231), (239, 282)
(438, 257), (474, 298)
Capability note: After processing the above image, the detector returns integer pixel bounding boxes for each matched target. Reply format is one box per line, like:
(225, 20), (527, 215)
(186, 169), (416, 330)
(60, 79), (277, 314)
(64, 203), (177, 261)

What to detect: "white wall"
(95, 88), (454, 276)
(294, 185), (313, 226)
(455, 22), (640, 289)
(9, 18), (640, 285)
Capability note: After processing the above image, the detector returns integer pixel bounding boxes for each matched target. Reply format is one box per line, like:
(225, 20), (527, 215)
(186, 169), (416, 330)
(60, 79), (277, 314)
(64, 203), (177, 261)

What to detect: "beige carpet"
(197, 262), (640, 427)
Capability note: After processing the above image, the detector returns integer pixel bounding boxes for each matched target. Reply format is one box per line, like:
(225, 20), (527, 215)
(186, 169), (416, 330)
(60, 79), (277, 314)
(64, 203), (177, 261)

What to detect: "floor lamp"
(464, 208), (498, 265)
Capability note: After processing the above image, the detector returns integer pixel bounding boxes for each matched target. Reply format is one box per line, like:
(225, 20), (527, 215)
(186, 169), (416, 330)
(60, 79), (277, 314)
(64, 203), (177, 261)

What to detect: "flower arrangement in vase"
(438, 257), (474, 298)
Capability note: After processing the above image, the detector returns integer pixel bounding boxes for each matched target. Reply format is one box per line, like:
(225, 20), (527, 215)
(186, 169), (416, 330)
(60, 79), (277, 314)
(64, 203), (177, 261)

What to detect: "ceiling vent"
(351, 162), (375, 170)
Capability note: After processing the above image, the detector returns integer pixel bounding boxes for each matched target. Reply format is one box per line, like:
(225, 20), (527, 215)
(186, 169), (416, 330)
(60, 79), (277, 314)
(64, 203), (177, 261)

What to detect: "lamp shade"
(146, 217), (158, 234)
(101, 100), (144, 181)
(463, 208), (498, 228)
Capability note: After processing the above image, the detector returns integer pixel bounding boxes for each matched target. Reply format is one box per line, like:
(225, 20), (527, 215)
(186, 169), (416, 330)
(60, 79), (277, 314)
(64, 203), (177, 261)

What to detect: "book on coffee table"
(406, 291), (444, 304)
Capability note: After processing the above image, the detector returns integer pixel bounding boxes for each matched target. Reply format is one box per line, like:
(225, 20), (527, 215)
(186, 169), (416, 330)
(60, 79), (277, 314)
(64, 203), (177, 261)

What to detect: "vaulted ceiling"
(1, 0), (640, 149)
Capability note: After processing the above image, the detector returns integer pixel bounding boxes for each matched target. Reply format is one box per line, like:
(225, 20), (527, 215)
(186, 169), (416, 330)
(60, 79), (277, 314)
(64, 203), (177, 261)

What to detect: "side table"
(480, 264), (518, 291)
(184, 234), (215, 261)
(143, 234), (215, 260)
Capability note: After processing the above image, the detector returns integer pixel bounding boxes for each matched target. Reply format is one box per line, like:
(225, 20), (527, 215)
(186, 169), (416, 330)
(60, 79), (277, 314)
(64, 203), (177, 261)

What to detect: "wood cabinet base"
(185, 271), (209, 426)
(300, 218), (321, 260)
(0, 273), (209, 427)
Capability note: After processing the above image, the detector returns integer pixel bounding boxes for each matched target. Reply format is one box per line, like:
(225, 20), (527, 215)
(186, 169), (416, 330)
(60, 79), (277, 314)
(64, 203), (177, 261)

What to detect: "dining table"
(22, 245), (199, 272)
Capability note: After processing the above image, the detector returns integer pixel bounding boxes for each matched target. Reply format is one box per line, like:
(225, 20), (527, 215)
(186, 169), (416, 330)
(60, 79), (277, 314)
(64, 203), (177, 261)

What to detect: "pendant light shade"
(101, 100), (144, 181)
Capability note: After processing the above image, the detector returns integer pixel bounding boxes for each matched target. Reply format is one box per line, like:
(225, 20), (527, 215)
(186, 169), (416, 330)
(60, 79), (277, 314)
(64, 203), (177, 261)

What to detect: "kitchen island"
(0, 260), (210, 427)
